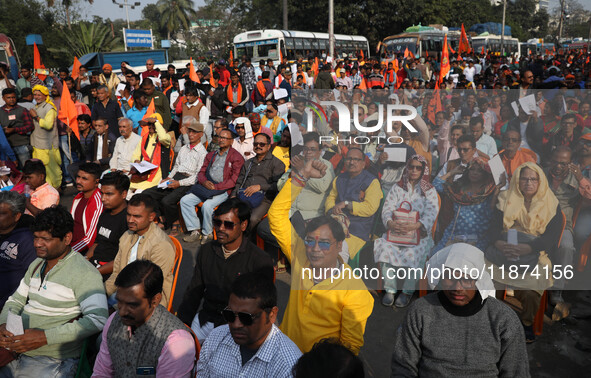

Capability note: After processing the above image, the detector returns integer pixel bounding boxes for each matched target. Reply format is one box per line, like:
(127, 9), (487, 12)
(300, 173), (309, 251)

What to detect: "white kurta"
(373, 183), (439, 268)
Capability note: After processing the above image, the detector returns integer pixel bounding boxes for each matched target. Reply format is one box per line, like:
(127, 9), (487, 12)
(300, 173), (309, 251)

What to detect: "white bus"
(233, 29), (370, 64)
(471, 34), (520, 56)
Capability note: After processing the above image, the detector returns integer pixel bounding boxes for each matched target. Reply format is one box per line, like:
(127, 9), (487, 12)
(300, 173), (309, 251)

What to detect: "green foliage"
(48, 22), (124, 58)
(157, 0), (198, 39)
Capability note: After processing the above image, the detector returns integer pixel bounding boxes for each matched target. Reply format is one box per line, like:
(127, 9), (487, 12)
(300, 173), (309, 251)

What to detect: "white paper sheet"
(511, 100), (520, 117)
(115, 83), (126, 97)
(518, 94), (537, 115)
(383, 147), (407, 162)
(6, 311), (24, 336)
(488, 154), (507, 186)
(130, 161), (158, 174)
(273, 88), (288, 100)
(178, 79), (186, 92)
(507, 229), (518, 245)
(157, 180), (171, 189)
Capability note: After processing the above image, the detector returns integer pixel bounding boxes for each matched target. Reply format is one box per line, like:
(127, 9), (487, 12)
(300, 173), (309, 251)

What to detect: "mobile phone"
(136, 366), (156, 375)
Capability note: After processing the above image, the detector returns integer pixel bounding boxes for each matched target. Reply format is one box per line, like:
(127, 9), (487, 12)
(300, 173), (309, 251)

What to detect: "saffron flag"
(459, 24), (472, 54)
(229, 50), (234, 67)
(392, 58), (399, 73)
(360, 49), (365, 60)
(279, 48), (284, 65)
(141, 99), (156, 138)
(209, 64), (214, 79)
(438, 35), (450, 85)
(189, 58), (200, 83)
(71, 57), (82, 80)
(404, 47), (409, 59)
(33, 43), (47, 81)
(481, 46), (485, 55)
(448, 41), (455, 54)
(58, 83), (79, 138)
(409, 50), (416, 59)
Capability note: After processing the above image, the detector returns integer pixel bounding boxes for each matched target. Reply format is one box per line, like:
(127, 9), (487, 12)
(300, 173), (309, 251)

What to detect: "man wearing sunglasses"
(498, 130), (536, 182)
(197, 272), (301, 376)
(437, 134), (488, 183)
(268, 159), (374, 355)
(391, 243), (528, 377)
(177, 198), (273, 343)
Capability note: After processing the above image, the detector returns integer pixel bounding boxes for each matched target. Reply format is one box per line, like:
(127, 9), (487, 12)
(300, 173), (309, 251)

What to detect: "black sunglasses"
(212, 219), (238, 230)
(253, 142), (267, 148)
(235, 125), (245, 130)
(221, 307), (266, 326)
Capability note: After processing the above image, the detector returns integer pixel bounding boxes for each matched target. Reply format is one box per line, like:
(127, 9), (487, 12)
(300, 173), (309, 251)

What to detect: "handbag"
(189, 158), (225, 200)
(237, 161), (265, 208)
(386, 201), (420, 246)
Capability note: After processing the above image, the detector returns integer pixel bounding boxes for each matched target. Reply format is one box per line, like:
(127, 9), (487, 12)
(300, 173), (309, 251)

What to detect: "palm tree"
(47, 0), (94, 29)
(49, 22), (123, 57)
(157, 0), (198, 40)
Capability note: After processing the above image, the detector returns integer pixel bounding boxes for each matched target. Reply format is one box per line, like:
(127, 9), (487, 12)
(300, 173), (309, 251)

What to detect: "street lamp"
(112, 0), (142, 30)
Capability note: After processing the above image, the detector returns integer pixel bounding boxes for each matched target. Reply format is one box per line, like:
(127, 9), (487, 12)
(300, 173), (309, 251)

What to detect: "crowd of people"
(0, 46), (590, 377)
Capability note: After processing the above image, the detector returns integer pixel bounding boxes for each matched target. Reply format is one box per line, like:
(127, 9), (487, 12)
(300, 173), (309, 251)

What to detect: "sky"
(86, 0), (590, 22)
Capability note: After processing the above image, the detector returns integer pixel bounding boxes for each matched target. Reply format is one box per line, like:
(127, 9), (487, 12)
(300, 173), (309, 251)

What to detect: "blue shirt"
(126, 106), (148, 133)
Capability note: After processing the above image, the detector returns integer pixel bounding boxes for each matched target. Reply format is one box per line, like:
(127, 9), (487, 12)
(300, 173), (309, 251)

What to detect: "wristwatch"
(344, 201), (350, 209)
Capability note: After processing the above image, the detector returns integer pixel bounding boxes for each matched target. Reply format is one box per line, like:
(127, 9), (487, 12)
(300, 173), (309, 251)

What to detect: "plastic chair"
(168, 236), (183, 313)
(185, 325), (201, 378)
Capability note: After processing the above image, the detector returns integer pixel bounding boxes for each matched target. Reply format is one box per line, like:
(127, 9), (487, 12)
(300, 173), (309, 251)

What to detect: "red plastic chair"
(167, 236), (183, 313)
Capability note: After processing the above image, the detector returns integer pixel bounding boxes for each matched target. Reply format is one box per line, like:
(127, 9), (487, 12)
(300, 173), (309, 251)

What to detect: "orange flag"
(448, 41), (455, 54)
(229, 50), (234, 67)
(459, 24), (471, 54)
(392, 58), (399, 73)
(586, 56), (590, 64)
(360, 49), (365, 60)
(279, 49), (284, 65)
(33, 43), (47, 81)
(409, 50), (416, 59)
(359, 77), (367, 92)
(209, 64), (214, 79)
(481, 46), (485, 55)
(404, 47), (409, 59)
(141, 99), (156, 137)
(426, 50), (429, 57)
(189, 58), (200, 83)
(71, 57), (81, 80)
(58, 83), (79, 138)
(435, 88), (443, 113)
(457, 53), (463, 61)
(438, 35), (450, 85)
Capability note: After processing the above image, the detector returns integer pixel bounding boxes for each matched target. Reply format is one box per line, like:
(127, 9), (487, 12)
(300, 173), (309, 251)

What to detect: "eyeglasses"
(253, 142), (267, 148)
(235, 125), (245, 130)
(345, 157), (364, 162)
(408, 165), (423, 171)
(304, 238), (336, 251)
(221, 307), (265, 326)
(212, 219), (238, 230)
(519, 177), (539, 183)
(440, 277), (476, 289)
(458, 148), (472, 153)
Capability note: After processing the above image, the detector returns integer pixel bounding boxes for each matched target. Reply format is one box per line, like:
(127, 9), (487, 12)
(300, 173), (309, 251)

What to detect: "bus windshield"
(385, 38), (417, 55)
(256, 40), (279, 60)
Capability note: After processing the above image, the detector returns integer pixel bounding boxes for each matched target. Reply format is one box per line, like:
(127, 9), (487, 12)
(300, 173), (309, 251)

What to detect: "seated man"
(499, 130), (537, 182)
(391, 243), (528, 376)
(104, 194), (175, 307)
(197, 272), (301, 376)
(71, 162), (104, 254)
(109, 118), (141, 174)
(177, 198), (273, 343)
(0, 206), (108, 376)
(437, 135), (489, 183)
(268, 161), (374, 354)
(230, 133), (286, 232)
(143, 118), (206, 231)
(23, 159), (60, 216)
(544, 146), (591, 305)
(0, 192), (36, 309)
(93, 260), (195, 377)
(470, 116), (497, 158)
(181, 128), (244, 244)
(325, 147), (383, 265)
(86, 172), (130, 279)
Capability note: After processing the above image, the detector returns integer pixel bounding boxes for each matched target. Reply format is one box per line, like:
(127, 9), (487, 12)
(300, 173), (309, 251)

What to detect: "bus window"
(257, 42), (279, 60)
(385, 37), (417, 57)
(236, 46), (254, 59)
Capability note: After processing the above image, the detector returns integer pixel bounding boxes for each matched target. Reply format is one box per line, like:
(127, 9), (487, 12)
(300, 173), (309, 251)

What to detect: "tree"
(47, 0), (93, 29)
(157, 0), (198, 40)
(49, 22), (123, 57)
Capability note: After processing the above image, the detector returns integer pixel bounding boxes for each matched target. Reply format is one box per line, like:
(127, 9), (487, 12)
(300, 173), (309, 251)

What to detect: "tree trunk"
(66, 6), (71, 29)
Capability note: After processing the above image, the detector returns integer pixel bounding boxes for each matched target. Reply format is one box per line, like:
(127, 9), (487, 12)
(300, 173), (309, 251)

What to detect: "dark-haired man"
(197, 272), (301, 376)
(177, 198), (273, 343)
(91, 85), (123, 138)
(71, 162), (104, 254)
(140, 79), (171, 130)
(23, 159), (60, 216)
(0, 206), (108, 376)
(269, 159), (374, 354)
(93, 260), (195, 377)
(1, 88), (34, 167)
(86, 172), (130, 279)
(104, 194), (175, 307)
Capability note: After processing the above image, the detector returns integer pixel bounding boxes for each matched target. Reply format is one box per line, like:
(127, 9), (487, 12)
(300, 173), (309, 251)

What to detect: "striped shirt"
(169, 142), (207, 187)
(0, 250), (108, 359)
(197, 324), (302, 377)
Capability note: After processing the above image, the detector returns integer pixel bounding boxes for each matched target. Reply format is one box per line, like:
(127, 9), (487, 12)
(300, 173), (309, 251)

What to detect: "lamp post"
(329, 0), (334, 67)
(112, 0), (142, 30)
(501, 0), (507, 57)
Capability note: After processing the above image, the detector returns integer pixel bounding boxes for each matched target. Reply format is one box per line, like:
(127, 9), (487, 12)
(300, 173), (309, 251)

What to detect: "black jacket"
(176, 237), (273, 327)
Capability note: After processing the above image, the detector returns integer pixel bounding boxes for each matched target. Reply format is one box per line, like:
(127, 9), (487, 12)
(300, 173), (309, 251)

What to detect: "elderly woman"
(486, 162), (562, 343)
(432, 157), (498, 255)
(29, 85), (62, 188)
(391, 243), (529, 377)
(374, 155), (439, 308)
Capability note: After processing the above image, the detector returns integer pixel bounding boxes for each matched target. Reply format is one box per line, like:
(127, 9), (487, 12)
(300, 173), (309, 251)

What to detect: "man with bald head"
(142, 59), (160, 80)
(499, 130), (537, 182)
(544, 146), (591, 305)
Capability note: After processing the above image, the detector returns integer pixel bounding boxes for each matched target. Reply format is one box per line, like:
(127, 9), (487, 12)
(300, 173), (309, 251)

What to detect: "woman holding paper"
(432, 157), (498, 255)
(484, 162), (562, 343)
(373, 155), (439, 308)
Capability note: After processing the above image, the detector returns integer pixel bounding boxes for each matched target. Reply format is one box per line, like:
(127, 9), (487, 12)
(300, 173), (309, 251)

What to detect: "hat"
(218, 59), (226, 65)
(102, 64), (112, 71)
(565, 74), (575, 80)
(248, 112), (261, 124)
(144, 113), (163, 125)
(187, 121), (204, 132)
(284, 68), (292, 76)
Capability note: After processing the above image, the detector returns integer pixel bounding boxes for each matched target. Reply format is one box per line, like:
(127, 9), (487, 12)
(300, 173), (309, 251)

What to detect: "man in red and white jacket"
(71, 162), (103, 254)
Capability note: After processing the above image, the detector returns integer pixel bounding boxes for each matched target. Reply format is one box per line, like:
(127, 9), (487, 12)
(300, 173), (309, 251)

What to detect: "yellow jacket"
(269, 180), (374, 354)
